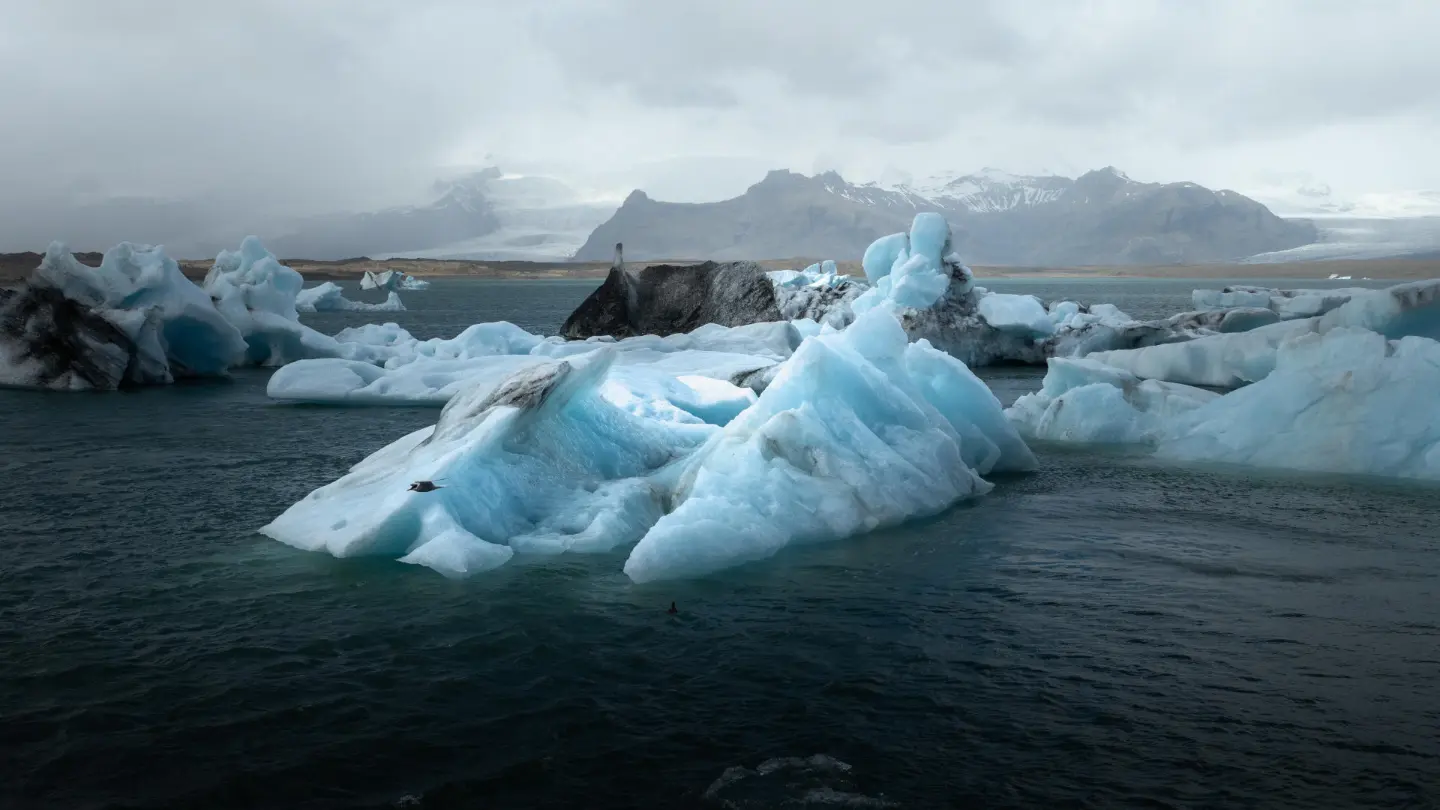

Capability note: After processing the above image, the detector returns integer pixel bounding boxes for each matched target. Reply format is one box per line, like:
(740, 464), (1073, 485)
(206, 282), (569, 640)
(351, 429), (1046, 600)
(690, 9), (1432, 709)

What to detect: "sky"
(1, 0), (1437, 228)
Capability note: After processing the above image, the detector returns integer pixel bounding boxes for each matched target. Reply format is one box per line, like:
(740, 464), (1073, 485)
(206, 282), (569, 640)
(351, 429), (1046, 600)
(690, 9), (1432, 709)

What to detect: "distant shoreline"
(3, 252), (1437, 285)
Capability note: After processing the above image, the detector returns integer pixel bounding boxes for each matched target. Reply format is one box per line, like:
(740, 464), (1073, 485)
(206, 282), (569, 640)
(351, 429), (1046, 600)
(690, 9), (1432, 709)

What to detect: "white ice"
(295, 282), (405, 313)
(267, 321), (796, 406)
(978, 293), (1055, 337)
(361, 269), (431, 291)
(852, 213), (969, 314)
(203, 237), (347, 367)
(260, 350), (717, 578)
(1005, 357), (1218, 445)
(622, 310), (1036, 583)
(1191, 285), (1374, 320)
(1155, 328), (1440, 480)
(1085, 280), (1440, 387)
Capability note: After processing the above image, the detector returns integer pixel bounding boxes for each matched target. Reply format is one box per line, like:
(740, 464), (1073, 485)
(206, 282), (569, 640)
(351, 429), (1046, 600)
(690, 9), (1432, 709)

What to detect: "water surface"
(3, 277), (1435, 809)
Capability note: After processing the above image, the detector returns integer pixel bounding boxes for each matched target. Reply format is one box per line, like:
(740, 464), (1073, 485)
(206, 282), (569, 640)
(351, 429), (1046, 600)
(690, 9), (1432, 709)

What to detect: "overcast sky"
(2, 0), (1437, 218)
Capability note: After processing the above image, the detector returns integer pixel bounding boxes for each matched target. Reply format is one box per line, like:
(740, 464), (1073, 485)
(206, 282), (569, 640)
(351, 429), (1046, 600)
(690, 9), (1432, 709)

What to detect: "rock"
(560, 244), (784, 339)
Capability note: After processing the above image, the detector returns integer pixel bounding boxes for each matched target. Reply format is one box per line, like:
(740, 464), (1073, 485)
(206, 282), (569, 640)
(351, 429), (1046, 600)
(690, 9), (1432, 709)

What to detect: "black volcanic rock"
(560, 245), (783, 339)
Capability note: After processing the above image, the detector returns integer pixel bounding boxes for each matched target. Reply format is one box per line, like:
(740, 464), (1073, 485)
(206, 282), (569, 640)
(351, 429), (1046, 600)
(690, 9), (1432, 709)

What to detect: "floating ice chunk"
(1005, 357), (1218, 444)
(1192, 285), (1373, 320)
(295, 282), (405, 313)
(1087, 280), (1440, 387)
(978, 293), (1054, 337)
(1156, 328), (1440, 480)
(260, 350), (712, 576)
(622, 310), (1034, 583)
(360, 269), (430, 291)
(852, 213), (960, 314)
(38, 241), (247, 377)
(267, 354), (554, 405)
(204, 236), (346, 366)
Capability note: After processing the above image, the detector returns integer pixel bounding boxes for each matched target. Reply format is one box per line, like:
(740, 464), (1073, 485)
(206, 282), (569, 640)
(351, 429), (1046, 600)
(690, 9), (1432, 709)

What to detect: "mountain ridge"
(574, 167), (1319, 265)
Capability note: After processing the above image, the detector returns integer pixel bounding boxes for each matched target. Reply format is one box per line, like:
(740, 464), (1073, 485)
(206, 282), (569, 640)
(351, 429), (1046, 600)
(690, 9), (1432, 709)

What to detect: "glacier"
(295, 282), (405, 313)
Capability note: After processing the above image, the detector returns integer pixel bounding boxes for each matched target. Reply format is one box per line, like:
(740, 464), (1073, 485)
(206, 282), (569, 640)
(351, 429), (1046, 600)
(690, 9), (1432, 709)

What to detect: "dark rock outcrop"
(560, 244), (783, 339)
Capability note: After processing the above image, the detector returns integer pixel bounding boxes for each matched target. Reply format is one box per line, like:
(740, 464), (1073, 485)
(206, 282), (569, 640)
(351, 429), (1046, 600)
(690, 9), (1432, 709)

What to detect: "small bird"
(408, 480), (443, 492)
(667, 601), (678, 615)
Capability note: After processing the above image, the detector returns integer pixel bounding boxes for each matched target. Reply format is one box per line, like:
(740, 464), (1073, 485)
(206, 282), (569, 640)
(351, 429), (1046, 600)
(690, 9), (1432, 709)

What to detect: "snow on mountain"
(878, 167), (1073, 213)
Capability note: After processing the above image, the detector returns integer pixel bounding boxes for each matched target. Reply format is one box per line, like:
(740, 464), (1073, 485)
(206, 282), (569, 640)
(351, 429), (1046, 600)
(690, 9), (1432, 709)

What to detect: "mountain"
(574, 167), (1319, 266)
(373, 171), (619, 261)
(263, 171), (505, 260)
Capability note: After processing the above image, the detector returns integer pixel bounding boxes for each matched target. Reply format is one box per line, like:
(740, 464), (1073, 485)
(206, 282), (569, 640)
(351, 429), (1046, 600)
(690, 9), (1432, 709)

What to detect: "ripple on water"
(3, 278), (1438, 809)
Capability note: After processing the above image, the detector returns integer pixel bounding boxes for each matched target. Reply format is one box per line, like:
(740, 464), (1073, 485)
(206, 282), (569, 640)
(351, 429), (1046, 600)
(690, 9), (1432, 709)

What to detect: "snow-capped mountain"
(575, 167), (1317, 265)
(878, 167), (1072, 214)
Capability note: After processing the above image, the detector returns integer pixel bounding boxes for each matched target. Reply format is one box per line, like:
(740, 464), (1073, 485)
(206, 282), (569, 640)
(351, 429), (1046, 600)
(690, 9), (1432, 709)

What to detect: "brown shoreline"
(3, 252), (1438, 285)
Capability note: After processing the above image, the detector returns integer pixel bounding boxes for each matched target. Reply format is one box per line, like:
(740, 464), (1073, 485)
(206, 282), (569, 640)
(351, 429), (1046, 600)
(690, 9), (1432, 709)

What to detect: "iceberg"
(259, 350), (719, 577)
(263, 309), (1036, 581)
(622, 310), (1035, 583)
(203, 237), (347, 366)
(360, 269), (430, 291)
(1155, 328), (1440, 480)
(1005, 324), (1440, 481)
(267, 320), (795, 406)
(1, 242), (250, 390)
(295, 282), (405, 313)
(978, 293), (1054, 337)
(853, 212), (969, 314)
(1191, 285), (1374, 320)
(1085, 279), (1440, 387)
(1005, 357), (1219, 445)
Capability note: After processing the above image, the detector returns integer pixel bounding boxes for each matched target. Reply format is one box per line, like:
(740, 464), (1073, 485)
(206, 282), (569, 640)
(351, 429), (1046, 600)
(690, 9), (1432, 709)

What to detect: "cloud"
(0, 0), (1436, 248)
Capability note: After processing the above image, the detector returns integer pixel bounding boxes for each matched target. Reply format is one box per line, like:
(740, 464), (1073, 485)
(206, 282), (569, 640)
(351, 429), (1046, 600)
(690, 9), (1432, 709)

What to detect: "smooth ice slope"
(1087, 280), (1440, 386)
(622, 310), (1035, 583)
(296, 282), (405, 313)
(1156, 328), (1440, 479)
(260, 350), (715, 577)
(978, 293), (1054, 337)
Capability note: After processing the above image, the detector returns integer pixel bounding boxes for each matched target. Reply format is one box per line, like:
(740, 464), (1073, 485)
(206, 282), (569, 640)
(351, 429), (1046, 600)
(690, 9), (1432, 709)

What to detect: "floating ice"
(361, 269), (430, 291)
(203, 236), (345, 366)
(1155, 328), (1440, 480)
(1005, 357), (1218, 444)
(1192, 285), (1373, 320)
(978, 293), (1054, 337)
(260, 350), (717, 577)
(622, 310), (1035, 583)
(1086, 280), (1440, 387)
(295, 282), (405, 313)
(267, 321), (792, 406)
(852, 212), (970, 315)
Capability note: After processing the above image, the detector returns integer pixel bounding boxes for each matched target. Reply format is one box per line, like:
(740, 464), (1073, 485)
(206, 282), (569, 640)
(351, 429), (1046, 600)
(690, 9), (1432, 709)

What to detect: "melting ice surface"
(262, 310), (1034, 581)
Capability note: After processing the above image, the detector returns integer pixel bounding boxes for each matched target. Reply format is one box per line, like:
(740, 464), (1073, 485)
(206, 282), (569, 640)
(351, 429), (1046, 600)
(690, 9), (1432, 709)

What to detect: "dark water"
(4, 277), (1437, 810)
